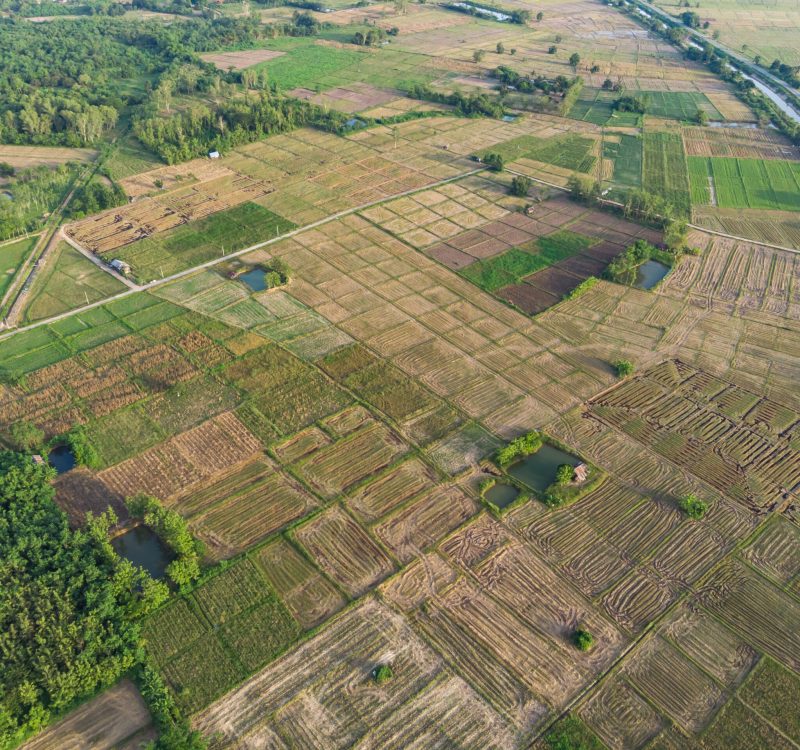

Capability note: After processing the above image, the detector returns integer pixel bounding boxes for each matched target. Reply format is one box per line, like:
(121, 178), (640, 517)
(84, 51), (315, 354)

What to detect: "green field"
(462, 231), (594, 291)
(0, 236), (36, 301)
(568, 89), (641, 127)
(639, 90), (722, 121)
(642, 131), (691, 216)
(114, 202), (296, 282)
(603, 134), (642, 188)
(479, 134), (596, 173)
(688, 156), (800, 211)
(252, 36), (437, 93)
(145, 558), (301, 713)
(22, 242), (127, 324)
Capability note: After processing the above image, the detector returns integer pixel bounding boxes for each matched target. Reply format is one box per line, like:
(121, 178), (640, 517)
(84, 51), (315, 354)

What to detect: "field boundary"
(0, 168), (484, 343)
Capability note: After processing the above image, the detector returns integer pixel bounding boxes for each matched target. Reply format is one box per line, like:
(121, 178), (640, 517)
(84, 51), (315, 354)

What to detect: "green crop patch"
(639, 90), (722, 121)
(478, 133), (596, 173)
(219, 595), (301, 672)
(462, 247), (549, 291)
(344, 361), (439, 422)
(569, 89), (641, 127)
(86, 406), (165, 468)
(738, 658), (800, 741)
(193, 559), (272, 626)
(115, 203), (296, 282)
(688, 156), (800, 211)
(462, 231), (592, 292)
(251, 37), (436, 92)
(604, 134), (642, 187)
(0, 236), (36, 300)
(643, 131), (691, 216)
(162, 632), (244, 714)
(143, 598), (208, 666)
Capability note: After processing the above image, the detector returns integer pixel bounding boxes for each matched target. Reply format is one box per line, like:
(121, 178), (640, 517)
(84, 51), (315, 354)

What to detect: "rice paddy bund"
(4, 1), (800, 749)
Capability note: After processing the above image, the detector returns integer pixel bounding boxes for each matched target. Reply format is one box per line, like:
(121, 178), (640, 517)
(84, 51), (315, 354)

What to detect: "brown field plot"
(21, 680), (154, 750)
(588, 358), (800, 509)
(200, 48), (285, 70)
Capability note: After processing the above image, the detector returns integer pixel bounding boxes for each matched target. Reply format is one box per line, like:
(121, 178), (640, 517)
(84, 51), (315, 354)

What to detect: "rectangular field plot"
(255, 538), (346, 628)
(293, 421), (408, 499)
(295, 507), (395, 596)
(697, 561), (800, 672)
(373, 485), (477, 563)
(193, 599), (447, 748)
(147, 558), (301, 713)
(741, 517), (800, 585)
(622, 636), (726, 733)
(738, 657), (800, 742)
(588, 359), (800, 509)
(99, 412), (262, 499)
(643, 131), (690, 216)
(688, 156), (800, 212)
(569, 88), (641, 127)
(176, 459), (319, 559)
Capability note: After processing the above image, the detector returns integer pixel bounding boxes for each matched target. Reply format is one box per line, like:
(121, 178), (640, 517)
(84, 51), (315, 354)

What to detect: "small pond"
(239, 268), (267, 292)
(111, 526), (173, 580)
(48, 445), (76, 474)
(484, 482), (520, 509)
(634, 260), (670, 290)
(508, 444), (581, 493)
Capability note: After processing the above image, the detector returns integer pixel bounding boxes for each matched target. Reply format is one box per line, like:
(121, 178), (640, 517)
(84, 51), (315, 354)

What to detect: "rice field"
(688, 156), (800, 212)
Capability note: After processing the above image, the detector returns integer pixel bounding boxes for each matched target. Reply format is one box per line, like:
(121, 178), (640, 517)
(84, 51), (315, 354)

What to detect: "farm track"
(1, 163), (95, 327)
(0, 168), (484, 343)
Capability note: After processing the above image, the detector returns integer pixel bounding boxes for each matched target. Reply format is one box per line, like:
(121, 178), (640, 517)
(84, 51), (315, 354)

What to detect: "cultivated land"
(4, 1), (800, 749)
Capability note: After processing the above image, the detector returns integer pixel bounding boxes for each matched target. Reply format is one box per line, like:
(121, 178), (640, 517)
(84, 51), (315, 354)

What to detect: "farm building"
(109, 259), (131, 276)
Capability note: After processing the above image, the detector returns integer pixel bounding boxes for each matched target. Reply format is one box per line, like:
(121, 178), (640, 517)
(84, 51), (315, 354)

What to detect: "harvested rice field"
(5, 1), (800, 747)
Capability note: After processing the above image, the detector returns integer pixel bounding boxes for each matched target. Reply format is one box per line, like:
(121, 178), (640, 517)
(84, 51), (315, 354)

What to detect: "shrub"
(510, 175), (532, 196)
(10, 420), (44, 452)
(373, 663), (393, 685)
(496, 42), (505, 54)
(569, 52), (580, 68)
(473, 49), (485, 62)
(573, 628), (594, 651)
(614, 359), (634, 378)
(496, 431), (542, 467)
(679, 493), (708, 519)
(66, 424), (100, 469)
(564, 276), (599, 300)
(555, 464), (574, 485)
(548, 45), (557, 54)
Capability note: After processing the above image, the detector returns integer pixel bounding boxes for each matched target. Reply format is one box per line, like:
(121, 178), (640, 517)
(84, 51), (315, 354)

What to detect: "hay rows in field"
(295, 507), (395, 597)
(194, 599), (443, 748)
(100, 412), (261, 499)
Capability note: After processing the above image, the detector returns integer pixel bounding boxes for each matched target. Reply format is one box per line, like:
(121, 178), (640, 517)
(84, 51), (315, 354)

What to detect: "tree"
(569, 52), (581, 69)
(473, 49), (485, 63)
(496, 42), (505, 54)
(0, 453), (164, 746)
(555, 464), (574, 485)
(566, 174), (601, 204)
(536, 10), (543, 20)
(614, 359), (634, 378)
(66, 425), (100, 469)
(482, 152), (504, 171)
(573, 628), (595, 652)
(679, 493), (708, 519)
(509, 175), (532, 197)
(10, 420), (44, 452)
(373, 664), (394, 685)
(696, 108), (708, 126)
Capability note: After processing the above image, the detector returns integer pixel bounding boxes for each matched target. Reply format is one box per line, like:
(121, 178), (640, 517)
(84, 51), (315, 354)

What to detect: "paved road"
(630, 0), (800, 123)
